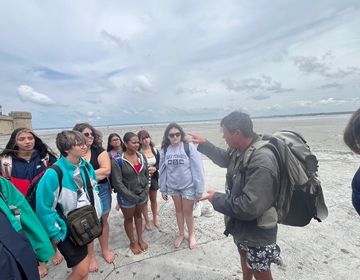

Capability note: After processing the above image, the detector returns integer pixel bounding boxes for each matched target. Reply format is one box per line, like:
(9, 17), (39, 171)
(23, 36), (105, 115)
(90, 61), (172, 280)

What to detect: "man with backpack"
(192, 111), (282, 280)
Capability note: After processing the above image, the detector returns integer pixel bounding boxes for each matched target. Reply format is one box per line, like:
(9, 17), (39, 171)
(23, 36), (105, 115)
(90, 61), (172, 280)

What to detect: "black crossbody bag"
(56, 168), (102, 246)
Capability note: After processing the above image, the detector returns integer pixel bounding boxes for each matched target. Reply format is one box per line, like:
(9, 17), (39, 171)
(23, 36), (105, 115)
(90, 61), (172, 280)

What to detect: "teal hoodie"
(36, 156), (102, 243)
(0, 176), (55, 262)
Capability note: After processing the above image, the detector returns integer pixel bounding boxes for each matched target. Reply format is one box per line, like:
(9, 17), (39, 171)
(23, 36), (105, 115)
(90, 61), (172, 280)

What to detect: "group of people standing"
(2, 108), (359, 280)
(0, 121), (205, 280)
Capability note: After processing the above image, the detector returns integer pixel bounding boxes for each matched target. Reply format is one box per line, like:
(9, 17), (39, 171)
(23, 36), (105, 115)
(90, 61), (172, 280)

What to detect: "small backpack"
(26, 165), (63, 211)
(244, 130), (328, 227)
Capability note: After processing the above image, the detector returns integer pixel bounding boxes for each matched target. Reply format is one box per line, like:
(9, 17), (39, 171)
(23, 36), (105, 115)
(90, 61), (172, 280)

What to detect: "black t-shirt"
(90, 146), (108, 184)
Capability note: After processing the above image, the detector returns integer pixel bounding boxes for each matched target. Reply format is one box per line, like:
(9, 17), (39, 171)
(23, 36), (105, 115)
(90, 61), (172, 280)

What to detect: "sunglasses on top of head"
(169, 132), (181, 138)
(83, 132), (94, 137)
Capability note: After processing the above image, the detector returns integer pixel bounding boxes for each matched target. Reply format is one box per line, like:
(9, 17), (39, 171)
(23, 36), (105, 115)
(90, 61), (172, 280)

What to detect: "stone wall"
(0, 111), (32, 135)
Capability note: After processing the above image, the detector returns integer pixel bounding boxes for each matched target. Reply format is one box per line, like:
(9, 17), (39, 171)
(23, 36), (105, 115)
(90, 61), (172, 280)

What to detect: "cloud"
(319, 83), (343, 90)
(222, 74), (293, 93)
(33, 67), (78, 80)
(293, 54), (360, 78)
(175, 87), (208, 96)
(131, 75), (155, 95)
(319, 97), (346, 105)
(17, 85), (56, 105)
(252, 94), (270, 100)
(100, 29), (132, 51)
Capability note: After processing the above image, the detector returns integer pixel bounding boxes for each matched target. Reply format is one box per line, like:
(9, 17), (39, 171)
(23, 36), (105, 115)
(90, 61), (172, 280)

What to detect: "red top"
(133, 163), (142, 174)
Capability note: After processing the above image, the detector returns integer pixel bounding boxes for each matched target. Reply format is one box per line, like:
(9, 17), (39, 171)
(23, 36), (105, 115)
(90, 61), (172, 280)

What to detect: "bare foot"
(89, 255), (99, 273)
(174, 235), (184, 248)
(130, 242), (142, 255)
(189, 234), (197, 250)
(145, 221), (152, 231)
(38, 262), (48, 278)
(153, 217), (160, 229)
(51, 248), (64, 265)
(138, 240), (149, 251)
(102, 250), (116, 263)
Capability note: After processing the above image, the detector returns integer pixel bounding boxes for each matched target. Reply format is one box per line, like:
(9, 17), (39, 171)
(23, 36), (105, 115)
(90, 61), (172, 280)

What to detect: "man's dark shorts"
(57, 236), (88, 268)
(237, 243), (283, 272)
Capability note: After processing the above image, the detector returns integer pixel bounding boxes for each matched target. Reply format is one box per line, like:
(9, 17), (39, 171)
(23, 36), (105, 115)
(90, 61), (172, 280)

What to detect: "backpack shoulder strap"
(49, 165), (63, 195)
(243, 138), (269, 168)
(82, 165), (95, 206)
(184, 142), (190, 158)
(163, 143), (190, 158)
(0, 155), (12, 179)
(0, 180), (5, 202)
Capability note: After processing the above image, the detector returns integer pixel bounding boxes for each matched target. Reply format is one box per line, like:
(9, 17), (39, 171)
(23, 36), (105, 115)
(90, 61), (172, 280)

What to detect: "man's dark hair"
(344, 108), (360, 154)
(220, 111), (254, 138)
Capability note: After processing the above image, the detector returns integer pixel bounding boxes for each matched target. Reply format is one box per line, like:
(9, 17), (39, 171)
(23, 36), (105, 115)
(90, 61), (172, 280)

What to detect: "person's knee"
(72, 258), (89, 279)
(124, 216), (133, 223)
(134, 209), (143, 218)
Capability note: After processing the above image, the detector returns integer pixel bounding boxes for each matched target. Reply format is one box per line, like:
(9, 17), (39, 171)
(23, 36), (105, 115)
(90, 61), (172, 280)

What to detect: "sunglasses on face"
(169, 132), (181, 138)
(83, 132), (94, 138)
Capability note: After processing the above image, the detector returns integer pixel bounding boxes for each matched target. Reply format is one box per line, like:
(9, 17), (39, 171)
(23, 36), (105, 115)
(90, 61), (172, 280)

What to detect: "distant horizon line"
(33, 110), (354, 131)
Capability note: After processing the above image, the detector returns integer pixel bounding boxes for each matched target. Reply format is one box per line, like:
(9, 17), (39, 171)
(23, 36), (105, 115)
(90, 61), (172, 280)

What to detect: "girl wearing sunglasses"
(72, 123), (115, 272)
(159, 123), (205, 249)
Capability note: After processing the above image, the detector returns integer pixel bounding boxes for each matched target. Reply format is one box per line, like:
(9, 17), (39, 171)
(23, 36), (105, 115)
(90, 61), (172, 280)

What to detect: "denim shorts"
(98, 181), (112, 214)
(167, 185), (196, 201)
(117, 193), (147, 209)
(237, 243), (283, 272)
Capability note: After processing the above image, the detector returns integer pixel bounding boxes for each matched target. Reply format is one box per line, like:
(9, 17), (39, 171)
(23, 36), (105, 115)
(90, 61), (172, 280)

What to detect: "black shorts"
(57, 236), (88, 268)
(149, 177), (159, 192)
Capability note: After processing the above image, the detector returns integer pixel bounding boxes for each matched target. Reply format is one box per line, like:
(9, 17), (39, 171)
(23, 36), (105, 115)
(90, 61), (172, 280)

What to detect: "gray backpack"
(244, 130), (328, 227)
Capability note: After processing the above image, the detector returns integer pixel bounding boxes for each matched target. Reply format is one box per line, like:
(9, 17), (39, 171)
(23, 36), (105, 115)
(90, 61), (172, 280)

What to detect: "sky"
(0, 0), (360, 129)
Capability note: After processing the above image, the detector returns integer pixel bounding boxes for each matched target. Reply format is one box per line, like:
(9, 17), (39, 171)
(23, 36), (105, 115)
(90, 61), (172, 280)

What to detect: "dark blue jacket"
(0, 209), (39, 280)
(6, 151), (56, 196)
(352, 167), (360, 215)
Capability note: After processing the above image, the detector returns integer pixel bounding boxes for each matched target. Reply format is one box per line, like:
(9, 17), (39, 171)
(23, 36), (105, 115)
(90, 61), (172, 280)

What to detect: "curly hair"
(72, 122), (102, 149)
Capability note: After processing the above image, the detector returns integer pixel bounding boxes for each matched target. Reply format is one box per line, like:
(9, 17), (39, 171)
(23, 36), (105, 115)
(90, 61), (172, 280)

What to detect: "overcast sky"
(1, 1), (359, 128)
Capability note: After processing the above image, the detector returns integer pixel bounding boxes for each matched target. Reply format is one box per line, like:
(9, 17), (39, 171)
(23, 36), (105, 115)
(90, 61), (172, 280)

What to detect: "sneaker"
(201, 205), (215, 217)
(193, 201), (202, 218)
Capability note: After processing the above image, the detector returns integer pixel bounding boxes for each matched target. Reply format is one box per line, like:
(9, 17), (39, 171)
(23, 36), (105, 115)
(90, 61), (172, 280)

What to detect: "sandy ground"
(1, 114), (360, 279)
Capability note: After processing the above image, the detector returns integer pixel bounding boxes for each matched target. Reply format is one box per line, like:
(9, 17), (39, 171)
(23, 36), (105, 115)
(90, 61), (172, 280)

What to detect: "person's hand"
(196, 195), (203, 202)
(188, 133), (207, 145)
(148, 166), (156, 175)
(199, 190), (216, 203)
(161, 193), (169, 201)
